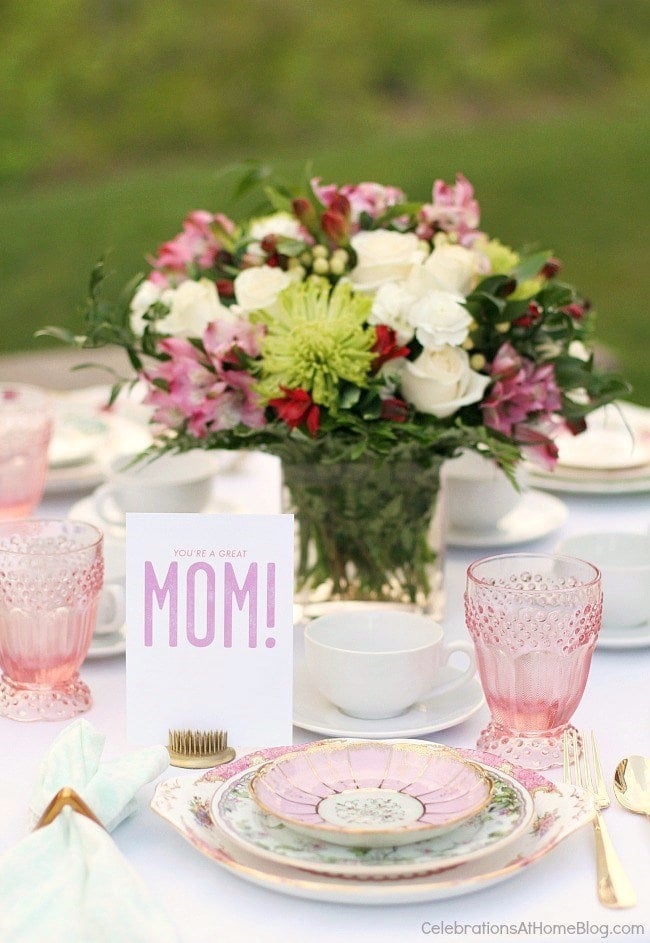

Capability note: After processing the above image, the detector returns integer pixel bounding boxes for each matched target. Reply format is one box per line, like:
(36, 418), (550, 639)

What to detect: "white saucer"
(555, 428), (650, 471)
(46, 414), (152, 494)
(597, 621), (650, 650)
(86, 625), (126, 659)
(68, 493), (239, 536)
(293, 662), (484, 739)
(447, 489), (568, 548)
(526, 466), (650, 495)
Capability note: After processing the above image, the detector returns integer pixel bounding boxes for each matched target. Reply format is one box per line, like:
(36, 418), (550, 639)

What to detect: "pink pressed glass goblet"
(0, 519), (104, 721)
(0, 384), (53, 520)
(465, 553), (602, 770)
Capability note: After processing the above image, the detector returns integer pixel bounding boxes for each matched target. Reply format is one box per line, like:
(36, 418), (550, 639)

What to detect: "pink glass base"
(477, 721), (580, 770)
(0, 673), (92, 722)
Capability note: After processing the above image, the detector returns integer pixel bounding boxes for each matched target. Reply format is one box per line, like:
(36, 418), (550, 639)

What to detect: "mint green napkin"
(0, 720), (179, 943)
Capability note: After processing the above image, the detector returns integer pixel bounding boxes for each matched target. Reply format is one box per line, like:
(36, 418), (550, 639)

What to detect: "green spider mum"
(255, 278), (376, 409)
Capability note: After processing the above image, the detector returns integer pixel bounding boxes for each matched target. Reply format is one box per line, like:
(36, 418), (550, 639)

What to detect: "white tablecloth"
(1, 453), (650, 943)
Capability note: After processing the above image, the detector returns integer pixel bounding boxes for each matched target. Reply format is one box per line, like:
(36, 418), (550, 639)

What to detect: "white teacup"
(443, 450), (524, 532)
(94, 451), (217, 524)
(304, 611), (476, 720)
(555, 532), (650, 629)
(96, 537), (126, 637)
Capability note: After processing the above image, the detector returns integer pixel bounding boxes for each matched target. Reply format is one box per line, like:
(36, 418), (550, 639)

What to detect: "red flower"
(565, 416), (587, 435)
(321, 195), (351, 245)
(292, 197), (317, 231)
(268, 387), (321, 436)
(371, 325), (410, 372)
(540, 257), (562, 278)
(216, 279), (235, 298)
(260, 235), (278, 254)
(514, 301), (543, 329)
(562, 303), (585, 320)
(380, 397), (409, 422)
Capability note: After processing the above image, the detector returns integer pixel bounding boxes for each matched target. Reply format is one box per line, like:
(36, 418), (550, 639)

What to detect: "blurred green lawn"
(1, 0), (648, 402)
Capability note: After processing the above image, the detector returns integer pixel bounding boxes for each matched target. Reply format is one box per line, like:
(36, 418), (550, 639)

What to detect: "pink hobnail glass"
(465, 552), (602, 769)
(0, 519), (104, 721)
(0, 384), (53, 520)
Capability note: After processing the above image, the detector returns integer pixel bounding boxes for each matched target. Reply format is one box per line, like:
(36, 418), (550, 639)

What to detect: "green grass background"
(1, 0), (648, 402)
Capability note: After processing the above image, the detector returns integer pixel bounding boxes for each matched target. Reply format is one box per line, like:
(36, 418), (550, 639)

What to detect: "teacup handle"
(96, 583), (125, 635)
(93, 486), (126, 527)
(426, 641), (476, 696)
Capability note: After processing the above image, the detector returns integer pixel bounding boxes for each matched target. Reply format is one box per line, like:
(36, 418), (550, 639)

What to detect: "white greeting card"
(125, 513), (294, 750)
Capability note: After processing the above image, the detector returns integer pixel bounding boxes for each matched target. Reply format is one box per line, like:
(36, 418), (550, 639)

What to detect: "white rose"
(233, 265), (293, 314)
(421, 243), (485, 295)
(129, 280), (164, 335)
(249, 212), (303, 243)
(350, 231), (427, 291)
(398, 346), (490, 418)
(164, 278), (233, 337)
(369, 282), (417, 345)
(407, 290), (472, 348)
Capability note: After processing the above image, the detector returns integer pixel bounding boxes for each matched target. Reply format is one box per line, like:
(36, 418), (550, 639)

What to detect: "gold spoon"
(613, 755), (650, 817)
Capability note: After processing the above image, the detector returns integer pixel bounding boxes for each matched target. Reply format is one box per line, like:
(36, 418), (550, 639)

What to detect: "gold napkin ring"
(34, 787), (106, 832)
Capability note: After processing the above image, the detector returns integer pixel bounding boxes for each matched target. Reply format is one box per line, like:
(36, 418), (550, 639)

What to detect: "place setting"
(45, 387), (154, 495)
(556, 530), (650, 650)
(68, 449), (237, 532)
(526, 401), (650, 495)
(152, 737), (593, 906)
(443, 449), (568, 549)
(150, 550), (617, 905)
(63, 449), (243, 659)
(292, 612), (484, 739)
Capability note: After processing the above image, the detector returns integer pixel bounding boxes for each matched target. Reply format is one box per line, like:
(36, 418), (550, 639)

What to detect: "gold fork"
(563, 729), (636, 909)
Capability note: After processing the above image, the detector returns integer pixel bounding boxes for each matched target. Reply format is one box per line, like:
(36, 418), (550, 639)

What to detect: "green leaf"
(513, 250), (552, 282)
(537, 282), (574, 308)
(552, 355), (593, 388)
(89, 258), (107, 296)
(107, 383), (123, 408)
(472, 274), (512, 297)
(263, 185), (294, 214)
(126, 347), (143, 372)
(231, 161), (273, 201)
(339, 385), (361, 409)
(35, 326), (81, 345)
(466, 291), (507, 319)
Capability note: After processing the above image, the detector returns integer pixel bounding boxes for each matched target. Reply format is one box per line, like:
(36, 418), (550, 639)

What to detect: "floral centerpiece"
(49, 167), (627, 614)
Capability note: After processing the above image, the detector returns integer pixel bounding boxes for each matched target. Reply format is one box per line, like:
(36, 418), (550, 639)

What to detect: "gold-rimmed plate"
(151, 740), (594, 904)
(248, 740), (493, 848)
(210, 755), (533, 879)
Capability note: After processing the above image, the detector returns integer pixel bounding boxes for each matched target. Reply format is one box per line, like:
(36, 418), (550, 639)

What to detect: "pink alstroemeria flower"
(142, 320), (265, 437)
(149, 210), (235, 282)
(311, 178), (405, 227)
(417, 173), (482, 246)
(481, 342), (565, 469)
(513, 421), (561, 471)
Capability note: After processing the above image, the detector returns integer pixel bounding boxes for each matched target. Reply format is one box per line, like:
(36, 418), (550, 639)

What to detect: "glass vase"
(282, 455), (446, 621)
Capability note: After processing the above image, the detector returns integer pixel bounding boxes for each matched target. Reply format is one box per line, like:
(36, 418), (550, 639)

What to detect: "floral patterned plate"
(151, 740), (595, 905)
(211, 760), (531, 878)
(248, 740), (494, 847)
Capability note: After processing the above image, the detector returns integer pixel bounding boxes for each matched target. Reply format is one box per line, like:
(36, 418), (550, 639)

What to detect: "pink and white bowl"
(248, 740), (493, 848)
